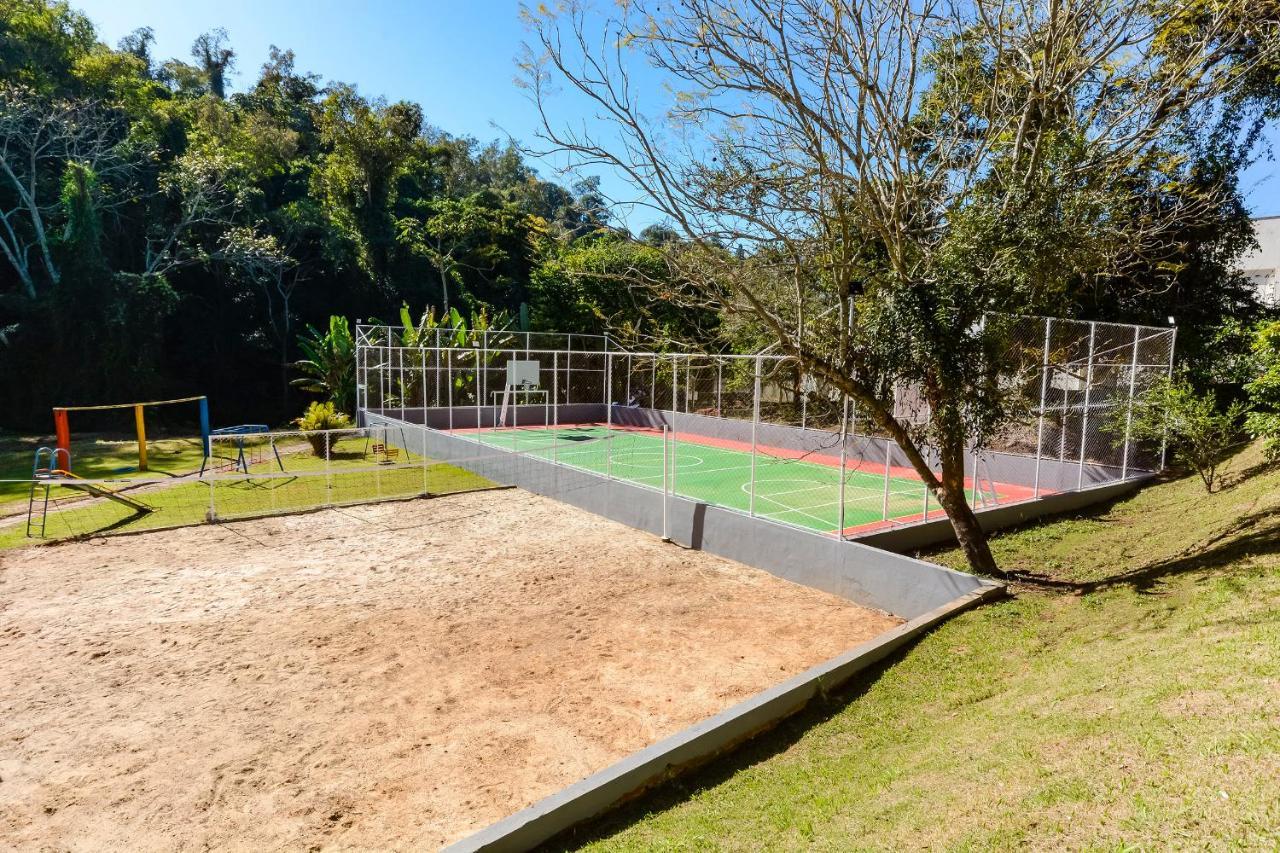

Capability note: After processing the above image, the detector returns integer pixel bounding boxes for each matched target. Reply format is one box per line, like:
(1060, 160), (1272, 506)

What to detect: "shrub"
(1244, 321), (1280, 460)
(293, 401), (353, 457)
(1115, 375), (1243, 492)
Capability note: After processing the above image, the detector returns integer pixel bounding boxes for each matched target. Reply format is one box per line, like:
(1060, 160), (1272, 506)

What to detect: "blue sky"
(72, 0), (670, 230)
(74, 0), (1278, 222)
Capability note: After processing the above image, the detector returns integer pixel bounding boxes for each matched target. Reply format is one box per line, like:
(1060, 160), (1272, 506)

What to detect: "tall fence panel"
(357, 314), (1175, 542)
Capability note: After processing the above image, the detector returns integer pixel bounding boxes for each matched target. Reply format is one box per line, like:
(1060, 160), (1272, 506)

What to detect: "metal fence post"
(670, 353), (679, 495)
(325, 430), (333, 505)
(605, 353), (613, 480)
(446, 349), (454, 432)
(381, 339), (389, 419)
(481, 336), (488, 429)
(837, 391), (849, 538)
(882, 440), (892, 521)
(1121, 325), (1141, 479)
(662, 425), (670, 541)
(1077, 322), (1097, 490)
(1159, 327), (1178, 471)
(651, 357), (657, 408)
(716, 360), (723, 416)
(355, 334), (364, 420)
(685, 357), (692, 414)
(801, 373), (807, 430)
(1033, 317), (1052, 498)
(552, 351), (559, 465)
(474, 348), (482, 440)
(749, 356), (761, 516)
(511, 351), (519, 451)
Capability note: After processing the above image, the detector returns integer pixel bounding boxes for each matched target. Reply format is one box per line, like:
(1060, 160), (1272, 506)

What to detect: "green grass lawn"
(1, 434), (494, 549)
(560, 441), (1280, 849)
(0, 430), (209, 511)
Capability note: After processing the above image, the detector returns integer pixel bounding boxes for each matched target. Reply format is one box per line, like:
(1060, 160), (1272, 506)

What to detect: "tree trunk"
(936, 438), (1002, 576)
(818, 364), (1003, 576)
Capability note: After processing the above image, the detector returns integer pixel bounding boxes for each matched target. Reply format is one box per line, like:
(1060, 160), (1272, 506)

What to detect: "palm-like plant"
(292, 315), (356, 414)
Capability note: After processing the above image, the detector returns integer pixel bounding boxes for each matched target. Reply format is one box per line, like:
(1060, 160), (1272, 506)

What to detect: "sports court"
(462, 423), (1028, 534)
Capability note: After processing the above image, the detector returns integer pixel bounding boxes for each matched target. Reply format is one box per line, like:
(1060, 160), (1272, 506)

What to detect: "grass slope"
(565, 442), (1280, 850)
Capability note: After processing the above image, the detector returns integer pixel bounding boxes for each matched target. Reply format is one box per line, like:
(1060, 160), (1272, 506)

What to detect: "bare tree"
(143, 152), (242, 277)
(0, 86), (127, 297)
(522, 0), (1276, 573)
(218, 223), (305, 398)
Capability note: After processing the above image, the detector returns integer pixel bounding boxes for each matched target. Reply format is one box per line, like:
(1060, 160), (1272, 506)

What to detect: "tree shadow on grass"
(1001, 497), (1280, 596)
(536, 647), (913, 851)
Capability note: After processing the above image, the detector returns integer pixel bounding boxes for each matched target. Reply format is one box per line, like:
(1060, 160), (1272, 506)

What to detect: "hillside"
(563, 442), (1280, 849)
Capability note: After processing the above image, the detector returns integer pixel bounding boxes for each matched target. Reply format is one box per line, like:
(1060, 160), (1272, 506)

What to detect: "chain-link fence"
(5, 426), (496, 546)
(358, 314), (1175, 539)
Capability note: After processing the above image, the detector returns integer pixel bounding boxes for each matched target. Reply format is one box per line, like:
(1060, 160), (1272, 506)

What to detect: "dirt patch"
(0, 489), (900, 849)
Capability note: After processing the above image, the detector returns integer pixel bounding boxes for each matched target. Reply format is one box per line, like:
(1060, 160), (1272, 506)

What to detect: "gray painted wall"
(854, 476), (1146, 552)
(368, 413), (991, 620)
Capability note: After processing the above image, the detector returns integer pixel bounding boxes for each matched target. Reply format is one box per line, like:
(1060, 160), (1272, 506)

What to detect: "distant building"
(1240, 216), (1280, 307)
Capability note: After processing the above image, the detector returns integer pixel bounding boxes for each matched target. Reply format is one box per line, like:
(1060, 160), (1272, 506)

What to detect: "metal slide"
(50, 471), (153, 514)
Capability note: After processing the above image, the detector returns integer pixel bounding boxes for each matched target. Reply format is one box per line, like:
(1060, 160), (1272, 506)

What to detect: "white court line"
(753, 497), (837, 529)
(477, 429), (932, 528)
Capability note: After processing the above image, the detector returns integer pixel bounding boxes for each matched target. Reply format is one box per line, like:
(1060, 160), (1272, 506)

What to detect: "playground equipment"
(53, 395), (210, 474)
(200, 424), (285, 475)
(27, 447), (152, 538)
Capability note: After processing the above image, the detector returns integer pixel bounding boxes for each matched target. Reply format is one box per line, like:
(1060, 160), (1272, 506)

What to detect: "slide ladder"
(26, 447), (65, 538)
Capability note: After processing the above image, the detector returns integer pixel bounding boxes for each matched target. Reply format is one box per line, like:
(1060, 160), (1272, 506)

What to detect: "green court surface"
(466, 424), (939, 534)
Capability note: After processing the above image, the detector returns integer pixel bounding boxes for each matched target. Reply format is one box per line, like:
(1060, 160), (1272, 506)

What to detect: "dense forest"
(0, 0), (1273, 432)
(0, 0), (702, 429)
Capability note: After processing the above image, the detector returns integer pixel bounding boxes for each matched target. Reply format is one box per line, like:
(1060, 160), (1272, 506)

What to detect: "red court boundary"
(450, 421), (1046, 534)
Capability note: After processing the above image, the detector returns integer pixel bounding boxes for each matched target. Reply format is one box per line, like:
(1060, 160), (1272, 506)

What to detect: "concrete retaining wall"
(369, 407), (1146, 555)
(358, 409), (1149, 851)
(855, 477), (1147, 551)
(369, 413), (987, 620)
(442, 584), (1004, 853)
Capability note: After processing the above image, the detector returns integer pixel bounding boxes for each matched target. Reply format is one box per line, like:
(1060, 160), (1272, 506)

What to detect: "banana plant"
(292, 315), (356, 414)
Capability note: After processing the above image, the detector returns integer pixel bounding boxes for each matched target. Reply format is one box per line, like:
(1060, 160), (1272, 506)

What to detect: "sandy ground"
(0, 488), (900, 850)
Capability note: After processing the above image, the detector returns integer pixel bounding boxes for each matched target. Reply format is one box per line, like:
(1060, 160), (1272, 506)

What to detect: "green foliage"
(0, 5), (615, 428)
(0, 0), (97, 95)
(1244, 321), (1280, 460)
(1116, 375), (1244, 491)
(529, 231), (718, 344)
(292, 316), (355, 414)
(292, 400), (352, 456)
